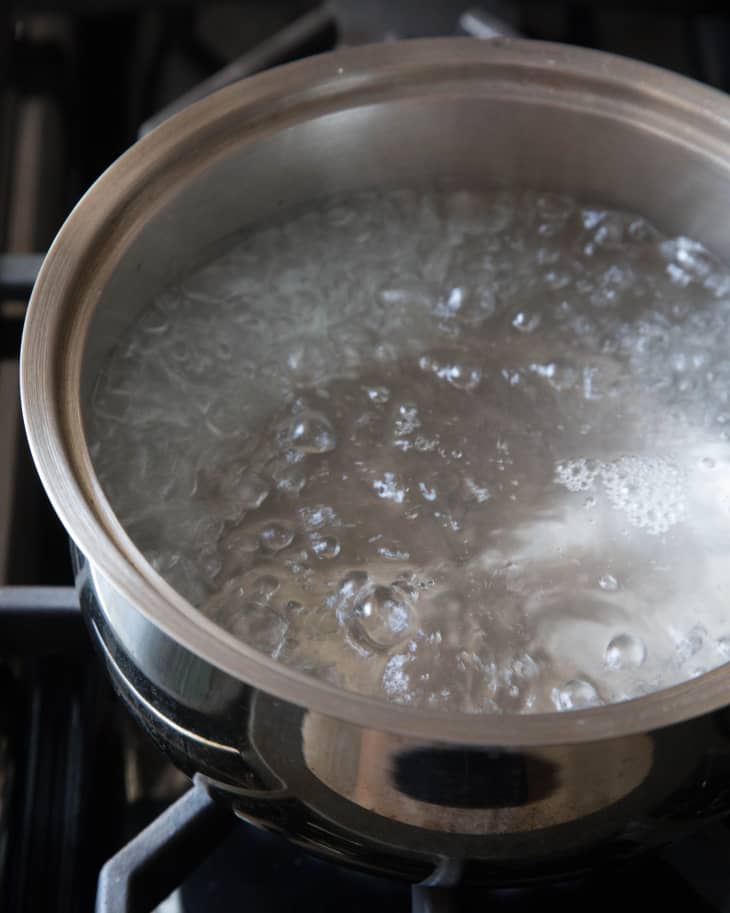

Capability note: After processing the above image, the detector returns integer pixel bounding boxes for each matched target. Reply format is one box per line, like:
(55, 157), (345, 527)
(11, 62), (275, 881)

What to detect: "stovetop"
(3, 2), (730, 910)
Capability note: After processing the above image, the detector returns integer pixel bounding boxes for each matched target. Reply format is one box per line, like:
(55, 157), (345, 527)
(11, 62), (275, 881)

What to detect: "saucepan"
(20, 38), (730, 882)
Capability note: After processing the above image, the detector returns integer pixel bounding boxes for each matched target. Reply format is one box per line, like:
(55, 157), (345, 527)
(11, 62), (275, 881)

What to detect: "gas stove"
(4, 2), (730, 911)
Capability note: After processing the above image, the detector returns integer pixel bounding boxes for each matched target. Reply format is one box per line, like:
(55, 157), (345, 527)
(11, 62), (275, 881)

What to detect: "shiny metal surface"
(459, 8), (520, 39)
(78, 548), (730, 880)
(19, 38), (730, 876)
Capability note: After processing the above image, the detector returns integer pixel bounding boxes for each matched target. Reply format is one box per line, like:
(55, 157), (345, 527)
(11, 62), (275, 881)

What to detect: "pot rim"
(20, 36), (730, 746)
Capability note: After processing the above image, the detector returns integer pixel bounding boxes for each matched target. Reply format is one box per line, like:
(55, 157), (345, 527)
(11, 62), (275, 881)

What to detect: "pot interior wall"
(78, 89), (730, 423)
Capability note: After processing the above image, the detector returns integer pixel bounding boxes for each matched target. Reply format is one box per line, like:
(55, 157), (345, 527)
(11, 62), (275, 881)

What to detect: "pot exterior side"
(77, 549), (730, 881)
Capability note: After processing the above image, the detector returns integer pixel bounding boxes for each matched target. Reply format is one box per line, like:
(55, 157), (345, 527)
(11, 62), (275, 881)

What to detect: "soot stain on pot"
(392, 747), (558, 808)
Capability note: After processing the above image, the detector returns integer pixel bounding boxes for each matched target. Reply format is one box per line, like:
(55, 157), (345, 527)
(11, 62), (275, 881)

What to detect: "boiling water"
(88, 189), (730, 713)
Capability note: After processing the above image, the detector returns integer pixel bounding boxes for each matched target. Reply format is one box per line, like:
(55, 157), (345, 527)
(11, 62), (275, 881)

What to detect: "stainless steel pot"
(20, 38), (730, 882)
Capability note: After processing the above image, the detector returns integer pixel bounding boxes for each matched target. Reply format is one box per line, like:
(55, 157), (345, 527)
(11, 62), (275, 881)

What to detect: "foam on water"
(88, 189), (730, 713)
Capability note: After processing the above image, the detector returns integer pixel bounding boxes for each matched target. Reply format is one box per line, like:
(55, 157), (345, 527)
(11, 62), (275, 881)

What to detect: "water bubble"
(511, 653), (539, 681)
(677, 625), (706, 661)
(374, 342), (397, 362)
(446, 287), (464, 312)
(666, 263), (692, 287)
(537, 246), (561, 266)
(376, 540), (410, 561)
(394, 403), (420, 437)
(373, 472), (407, 503)
(250, 575), (280, 601)
(298, 504), (337, 530)
(220, 470), (269, 509)
(350, 585), (414, 651)
(289, 411), (336, 454)
(311, 534), (341, 559)
(598, 574), (619, 592)
(138, 307), (170, 336)
(605, 633), (646, 670)
(628, 217), (659, 242)
(555, 457), (599, 492)
(536, 193), (574, 235)
(169, 338), (191, 363)
(200, 549), (223, 581)
(229, 602), (288, 656)
(661, 236), (714, 279)
(378, 282), (431, 310)
(419, 354), (481, 390)
(512, 310), (542, 333)
(392, 579), (419, 602)
(464, 478), (491, 503)
(338, 570), (369, 601)
(543, 270), (572, 290)
(445, 363), (481, 390)
(593, 214), (625, 249)
(418, 481), (438, 502)
(428, 592), (466, 642)
(381, 652), (413, 703)
(600, 455), (685, 535)
(414, 436), (438, 452)
(259, 523), (295, 552)
(582, 209), (604, 230)
(552, 679), (601, 711)
(274, 468), (307, 495)
(222, 528), (260, 554)
(366, 386), (390, 404)
(529, 360), (578, 391)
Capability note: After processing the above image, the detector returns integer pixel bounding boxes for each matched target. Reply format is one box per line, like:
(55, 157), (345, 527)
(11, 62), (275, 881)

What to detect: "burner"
(0, 589), (123, 912)
(94, 780), (730, 913)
